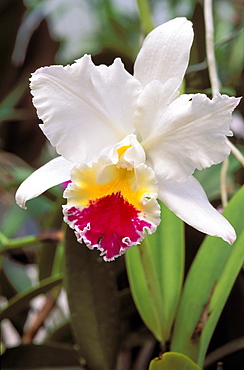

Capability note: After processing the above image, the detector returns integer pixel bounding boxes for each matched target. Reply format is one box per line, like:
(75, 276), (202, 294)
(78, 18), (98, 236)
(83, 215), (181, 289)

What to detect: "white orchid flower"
(16, 18), (240, 261)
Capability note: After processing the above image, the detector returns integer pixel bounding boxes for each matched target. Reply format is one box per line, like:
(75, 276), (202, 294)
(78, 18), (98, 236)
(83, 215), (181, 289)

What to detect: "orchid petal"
(15, 156), (73, 209)
(136, 85), (240, 181)
(30, 55), (141, 163)
(134, 17), (193, 92)
(99, 134), (146, 170)
(158, 176), (236, 244)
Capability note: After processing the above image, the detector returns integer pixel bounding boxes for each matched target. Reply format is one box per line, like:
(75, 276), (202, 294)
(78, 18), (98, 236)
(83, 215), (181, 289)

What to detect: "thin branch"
(22, 293), (57, 344)
(204, 0), (233, 208)
(226, 138), (244, 166)
(204, 0), (220, 96)
(0, 230), (63, 255)
(0, 233), (40, 254)
(220, 156), (229, 208)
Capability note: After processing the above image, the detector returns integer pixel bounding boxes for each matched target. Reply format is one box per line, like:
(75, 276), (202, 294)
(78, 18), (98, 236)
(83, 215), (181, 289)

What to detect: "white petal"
(99, 134), (146, 170)
(30, 55), (141, 163)
(134, 17), (193, 91)
(16, 156), (73, 209)
(158, 176), (236, 244)
(137, 85), (240, 181)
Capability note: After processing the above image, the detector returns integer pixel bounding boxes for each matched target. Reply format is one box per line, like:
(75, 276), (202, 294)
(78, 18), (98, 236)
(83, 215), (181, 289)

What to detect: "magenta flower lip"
(66, 192), (152, 261)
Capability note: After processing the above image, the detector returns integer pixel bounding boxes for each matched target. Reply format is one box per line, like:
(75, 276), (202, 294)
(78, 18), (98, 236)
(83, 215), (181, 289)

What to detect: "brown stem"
(22, 292), (57, 344)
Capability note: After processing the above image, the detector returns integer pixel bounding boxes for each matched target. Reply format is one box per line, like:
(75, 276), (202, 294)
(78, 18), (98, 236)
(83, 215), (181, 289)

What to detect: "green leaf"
(198, 229), (244, 365)
(1, 343), (80, 368)
(136, 0), (155, 34)
(2, 257), (33, 292)
(64, 226), (120, 370)
(45, 320), (73, 344)
(0, 79), (28, 122)
(125, 239), (165, 342)
(171, 186), (244, 366)
(149, 352), (202, 370)
(38, 200), (64, 281)
(125, 202), (184, 343)
(0, 275), (62, 321)
(38, 241), (58, 281)
(0, 203), (29, 238)
(0, 268), (28, 335)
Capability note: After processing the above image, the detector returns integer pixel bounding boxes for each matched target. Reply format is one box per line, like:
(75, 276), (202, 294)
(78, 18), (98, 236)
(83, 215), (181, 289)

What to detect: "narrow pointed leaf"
(171, 186), (244, 366)
(198, 229), (244, 365)
(0, 275), (62, 321)
(125, 202), (184, 343)
(64, 226), (120, 370)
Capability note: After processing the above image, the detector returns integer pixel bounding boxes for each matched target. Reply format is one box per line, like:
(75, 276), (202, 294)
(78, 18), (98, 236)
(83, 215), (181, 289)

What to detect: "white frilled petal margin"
(16, 156), (74, 209)
(158, 176), (236, 244)
(136, 84), (241, 182)
(30, 55), (141, 164)
(134, 17), (193, 92)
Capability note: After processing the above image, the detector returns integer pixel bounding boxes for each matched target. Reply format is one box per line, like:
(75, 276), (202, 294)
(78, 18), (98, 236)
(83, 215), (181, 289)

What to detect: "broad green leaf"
(149, 352), (201, 370)
(125, 202), (184, 343)
(0, 275), (62, 321)
(64, 226), (120, 370)
(171, 186), (244, 366)
(198, 228), (244, 365)
(0, 203), (29, 238)
(2, 256), (33, 292)
(125, 239), (165, 342)
(1, 343), (80, 368)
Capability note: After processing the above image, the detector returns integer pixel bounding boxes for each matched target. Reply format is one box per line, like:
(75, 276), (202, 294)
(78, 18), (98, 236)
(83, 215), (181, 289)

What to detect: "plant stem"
(204, 0), (232, 208)
(0, 232), (40, 254)
(226, 138), (244, 166)
(220, 156), (229, 208)
(204, 0), (219, 96)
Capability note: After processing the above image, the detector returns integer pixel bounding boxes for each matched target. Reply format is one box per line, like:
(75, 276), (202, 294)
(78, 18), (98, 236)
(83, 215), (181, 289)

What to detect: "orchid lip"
(64, 192), (154, 261)
(63, 140), (160, 260)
